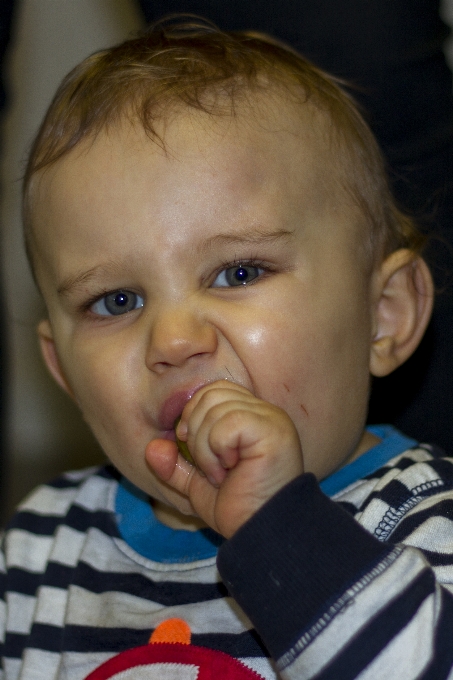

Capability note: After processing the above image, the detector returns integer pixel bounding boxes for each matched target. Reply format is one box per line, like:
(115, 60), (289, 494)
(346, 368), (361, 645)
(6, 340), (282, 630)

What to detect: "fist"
(145, 381), (304, 538)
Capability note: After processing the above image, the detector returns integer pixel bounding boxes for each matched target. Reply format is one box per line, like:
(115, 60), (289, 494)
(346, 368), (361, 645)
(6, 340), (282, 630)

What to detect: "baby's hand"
(145, 381), (304, 538)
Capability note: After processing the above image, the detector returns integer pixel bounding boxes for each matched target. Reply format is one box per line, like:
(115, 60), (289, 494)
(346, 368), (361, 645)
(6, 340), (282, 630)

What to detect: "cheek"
(225, 305), (311, 408)
(231, 292), (372, 422)
(59, 338), (163, 491)
(58, 335), (142, 443)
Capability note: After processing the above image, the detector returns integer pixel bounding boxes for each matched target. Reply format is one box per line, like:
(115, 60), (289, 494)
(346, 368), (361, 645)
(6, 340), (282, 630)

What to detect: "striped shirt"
(1, 437), (453, 679)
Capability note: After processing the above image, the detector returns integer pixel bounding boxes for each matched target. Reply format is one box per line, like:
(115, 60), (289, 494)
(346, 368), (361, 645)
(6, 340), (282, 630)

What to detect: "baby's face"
(31, 100), (379, 517)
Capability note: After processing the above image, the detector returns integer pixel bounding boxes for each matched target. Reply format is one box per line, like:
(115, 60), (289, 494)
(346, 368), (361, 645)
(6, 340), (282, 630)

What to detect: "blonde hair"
(23, 16), (425, 266)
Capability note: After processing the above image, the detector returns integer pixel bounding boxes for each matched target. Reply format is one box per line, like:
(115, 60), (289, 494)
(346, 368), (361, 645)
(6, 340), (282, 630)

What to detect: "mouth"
(156, 369), (244, 436)
(157, 383), (206, 433)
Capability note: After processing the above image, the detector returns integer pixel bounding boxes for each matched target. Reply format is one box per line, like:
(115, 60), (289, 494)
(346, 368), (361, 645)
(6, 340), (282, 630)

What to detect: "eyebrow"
(197, 227), (295, 254)
(57, 228), (294, 297)
(57, 261), (125, 297)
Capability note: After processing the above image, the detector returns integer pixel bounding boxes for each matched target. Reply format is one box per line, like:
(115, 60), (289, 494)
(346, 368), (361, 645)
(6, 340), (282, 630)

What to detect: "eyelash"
(212, 258), (272, 281)
(80, 288), (132, 315)
(80, 258), (274, 315)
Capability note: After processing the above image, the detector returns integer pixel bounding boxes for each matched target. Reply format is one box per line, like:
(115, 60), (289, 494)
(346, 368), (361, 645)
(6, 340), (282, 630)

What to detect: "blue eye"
(212, 265), (264, 288)
(91, 291), (144, 316)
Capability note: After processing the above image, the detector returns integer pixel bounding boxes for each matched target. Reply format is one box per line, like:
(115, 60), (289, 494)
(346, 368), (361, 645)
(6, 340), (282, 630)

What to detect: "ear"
(370, 249), (434, 377)
(37, 319), (75, 399)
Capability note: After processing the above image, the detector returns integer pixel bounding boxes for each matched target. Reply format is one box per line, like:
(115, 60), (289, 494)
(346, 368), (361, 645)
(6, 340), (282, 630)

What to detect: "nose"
(145, 302), (218, 373)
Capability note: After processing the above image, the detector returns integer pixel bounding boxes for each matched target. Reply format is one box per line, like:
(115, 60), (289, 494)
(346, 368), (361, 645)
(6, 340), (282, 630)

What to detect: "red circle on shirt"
(85, 642), (266, 679)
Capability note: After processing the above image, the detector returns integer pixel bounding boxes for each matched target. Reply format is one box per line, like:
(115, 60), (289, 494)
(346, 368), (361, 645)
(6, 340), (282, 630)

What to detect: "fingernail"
(175, 417), (188, 438)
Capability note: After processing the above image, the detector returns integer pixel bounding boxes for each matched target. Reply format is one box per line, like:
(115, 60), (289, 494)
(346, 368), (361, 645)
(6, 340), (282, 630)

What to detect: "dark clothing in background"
(0, 0), (15, 114)
(0, 0), (17, 515)
(138, 0), (453, 453)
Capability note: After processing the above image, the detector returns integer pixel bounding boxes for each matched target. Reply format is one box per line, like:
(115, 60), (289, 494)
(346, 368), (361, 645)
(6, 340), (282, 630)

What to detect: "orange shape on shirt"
(149, 618), (192, 645)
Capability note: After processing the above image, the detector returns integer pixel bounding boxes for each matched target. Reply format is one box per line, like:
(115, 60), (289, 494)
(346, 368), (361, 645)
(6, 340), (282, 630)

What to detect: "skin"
(31, 99), (432, 538)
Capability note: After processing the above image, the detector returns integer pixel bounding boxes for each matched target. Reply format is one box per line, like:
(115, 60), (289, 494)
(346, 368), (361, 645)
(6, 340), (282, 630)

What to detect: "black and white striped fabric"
(1, 443), (453, 679)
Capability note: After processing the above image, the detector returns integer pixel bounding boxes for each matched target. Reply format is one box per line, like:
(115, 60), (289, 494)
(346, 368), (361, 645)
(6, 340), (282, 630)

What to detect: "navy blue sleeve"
(217, 473), (390, 660)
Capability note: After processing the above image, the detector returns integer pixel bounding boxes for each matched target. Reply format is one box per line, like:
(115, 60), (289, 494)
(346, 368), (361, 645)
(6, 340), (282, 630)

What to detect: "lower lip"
(160, 430), (177, 442)
(159, 384), (205, 432)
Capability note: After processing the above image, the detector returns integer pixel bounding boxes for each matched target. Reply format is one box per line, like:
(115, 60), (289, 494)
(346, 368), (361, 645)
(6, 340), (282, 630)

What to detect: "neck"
(343, 429), (381, 467)
(152, 500), (209, 531)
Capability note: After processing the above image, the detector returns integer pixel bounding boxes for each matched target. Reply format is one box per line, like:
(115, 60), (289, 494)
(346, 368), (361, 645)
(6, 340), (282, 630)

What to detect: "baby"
(1, 17), (450, 680)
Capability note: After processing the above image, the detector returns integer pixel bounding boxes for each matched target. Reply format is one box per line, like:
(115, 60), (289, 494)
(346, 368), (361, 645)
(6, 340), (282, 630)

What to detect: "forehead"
(29, 95), (360, 284)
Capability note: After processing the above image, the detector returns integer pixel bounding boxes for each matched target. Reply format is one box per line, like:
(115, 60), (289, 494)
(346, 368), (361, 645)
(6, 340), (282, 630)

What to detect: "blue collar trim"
(320, 424), (417, 497)
(115, 478), (223, 563)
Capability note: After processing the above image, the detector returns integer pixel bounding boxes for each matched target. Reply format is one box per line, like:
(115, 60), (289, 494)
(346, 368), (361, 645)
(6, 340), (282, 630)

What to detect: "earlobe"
(370, 249), (434, 377)
(37, 319), (75, 398)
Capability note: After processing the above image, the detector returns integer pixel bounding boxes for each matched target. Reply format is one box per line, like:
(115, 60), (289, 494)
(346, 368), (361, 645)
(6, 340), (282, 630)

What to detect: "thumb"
(145, 438), (195, 493)
(145, 438), (224, 534)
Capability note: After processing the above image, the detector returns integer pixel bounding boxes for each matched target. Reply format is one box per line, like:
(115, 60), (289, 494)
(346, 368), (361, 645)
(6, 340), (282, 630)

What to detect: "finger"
(145, 439), (224, 530)
(191, 399), (270, 463)
(188, 400), (252, 480)
(182, 384), (256, 453)
(145, 438), (225, 499)
(145, 438), (194, 490)
(177, 381), (253, 439)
